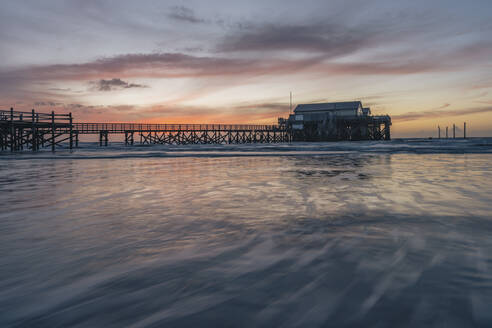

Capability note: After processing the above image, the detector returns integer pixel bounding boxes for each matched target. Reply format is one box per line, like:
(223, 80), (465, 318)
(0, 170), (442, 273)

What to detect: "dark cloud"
(90, 78), (148, 91)
(394, 106), (492, 122)
(215, 16), (492, 76)
(214, 9), (450, 56)
(217, 23), (376, 56)
(168, 6), (205, 24)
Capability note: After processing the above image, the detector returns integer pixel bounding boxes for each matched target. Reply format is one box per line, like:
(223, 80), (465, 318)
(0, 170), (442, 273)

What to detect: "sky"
(1, 0), (491, 137)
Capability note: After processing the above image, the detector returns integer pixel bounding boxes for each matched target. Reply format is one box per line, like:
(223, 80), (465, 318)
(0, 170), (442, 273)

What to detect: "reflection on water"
(1, 149), (492, 327)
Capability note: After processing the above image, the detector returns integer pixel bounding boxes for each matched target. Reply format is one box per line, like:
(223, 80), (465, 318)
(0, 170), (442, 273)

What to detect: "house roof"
(294, 101), (362, 113)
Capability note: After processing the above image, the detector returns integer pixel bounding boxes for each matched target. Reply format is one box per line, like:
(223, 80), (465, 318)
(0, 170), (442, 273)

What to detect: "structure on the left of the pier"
(0, 108), (76, 152)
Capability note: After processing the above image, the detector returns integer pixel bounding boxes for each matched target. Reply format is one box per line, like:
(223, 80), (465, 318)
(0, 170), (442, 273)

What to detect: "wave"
(1, 138), (491, 160)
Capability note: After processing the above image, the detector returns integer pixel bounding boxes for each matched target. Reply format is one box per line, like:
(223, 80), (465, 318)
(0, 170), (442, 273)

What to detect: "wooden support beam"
(69, 112), (73, 149)
(51, 111), (55, 152)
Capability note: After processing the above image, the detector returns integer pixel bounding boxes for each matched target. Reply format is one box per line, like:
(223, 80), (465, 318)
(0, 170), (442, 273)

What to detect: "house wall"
(334, 109), (358, 117)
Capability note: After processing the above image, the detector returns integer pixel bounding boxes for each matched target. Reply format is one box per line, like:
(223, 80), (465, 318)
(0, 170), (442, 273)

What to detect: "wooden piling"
(10, 108), (14, 152)
(50, 111), (56, 151)
(69, 112), (73, 149)
(31, 109), (36, 151)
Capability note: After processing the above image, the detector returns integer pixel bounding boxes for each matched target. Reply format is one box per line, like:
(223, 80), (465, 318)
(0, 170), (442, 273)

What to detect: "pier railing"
(0, 108), (71, 124)
(72, 123), (281, 134)
(1, 108), (74, 151)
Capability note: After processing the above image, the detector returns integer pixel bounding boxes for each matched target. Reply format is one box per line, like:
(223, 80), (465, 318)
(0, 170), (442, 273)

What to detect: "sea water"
(1, 138), (492, 327)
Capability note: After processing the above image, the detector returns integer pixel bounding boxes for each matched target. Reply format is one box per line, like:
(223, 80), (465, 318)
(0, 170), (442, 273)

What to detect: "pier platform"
(0, 108), (73, 151)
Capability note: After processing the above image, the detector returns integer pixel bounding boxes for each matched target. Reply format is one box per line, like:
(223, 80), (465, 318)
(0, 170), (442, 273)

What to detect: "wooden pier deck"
(0, 108), (73, 151)
(70, 123), (291, 146)
(1, 109), (290, 151)
(2, 108), (392, 151)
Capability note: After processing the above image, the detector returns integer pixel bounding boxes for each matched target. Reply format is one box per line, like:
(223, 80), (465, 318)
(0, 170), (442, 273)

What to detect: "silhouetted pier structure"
(285, 102), (392, 141)
(2, 105), (394, 151)
(0, 108), (73, 151)
(72, 123), (291, 146)
(1, 108), (290, 151)
(290, 115), (392, 141)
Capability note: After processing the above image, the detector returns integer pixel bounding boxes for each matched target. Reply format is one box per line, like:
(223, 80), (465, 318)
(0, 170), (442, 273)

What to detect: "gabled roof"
(294, 101), (362, 113)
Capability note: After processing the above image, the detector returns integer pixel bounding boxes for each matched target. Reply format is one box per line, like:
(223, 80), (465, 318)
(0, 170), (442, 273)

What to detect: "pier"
(1, 108), (290, 151)
(290, 115), (391, 141)
(2, 103), (393, 151)
(285, 102), (392, 141)
(72, 123), (291, 146)
(0, 108), (73, 151)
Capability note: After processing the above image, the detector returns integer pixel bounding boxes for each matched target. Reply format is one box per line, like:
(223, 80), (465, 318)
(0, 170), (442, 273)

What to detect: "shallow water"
(1, 139), (492, 327)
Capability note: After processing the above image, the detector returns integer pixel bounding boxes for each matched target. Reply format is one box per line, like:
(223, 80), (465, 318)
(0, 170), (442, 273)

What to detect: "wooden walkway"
(1, 109), (290, 151)
(1, 108), (392, 151)
(69, 123), (290, 146)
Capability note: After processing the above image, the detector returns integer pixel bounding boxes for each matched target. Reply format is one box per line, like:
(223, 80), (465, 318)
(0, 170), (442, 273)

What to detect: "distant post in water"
(464, 122), (467, 139)
(453, 124), (456, 139)
(446, 126), (448, 139)
(438, 125), (441, 139)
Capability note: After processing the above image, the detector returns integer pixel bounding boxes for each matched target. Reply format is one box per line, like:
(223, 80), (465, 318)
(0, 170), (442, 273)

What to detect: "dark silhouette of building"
(283, 101), (391, 141)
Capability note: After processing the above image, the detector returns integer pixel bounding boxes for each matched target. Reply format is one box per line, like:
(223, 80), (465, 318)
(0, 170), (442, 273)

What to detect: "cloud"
(34, 101), (64, 106)
(1, 35), (490, 111)
(168, 6), (205, 24)
(217, 22), (376, 56)
(215, 10), (449, 56)
(232, 102), (290, 113)
(135, 102), (290, 124)
(476, 100), (492, 105)
(1, 48), (459, 86)
(0, 52), (330, 87)
(90, 78), (148, 91)
(215, 18), (492, 72)
(48, 87), (72, 92)
(393, 106), (492, 122)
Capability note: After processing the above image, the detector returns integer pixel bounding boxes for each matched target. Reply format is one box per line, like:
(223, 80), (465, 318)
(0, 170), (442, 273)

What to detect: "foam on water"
(1, 138), (491, 161)
(1, 139), (492, 327)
